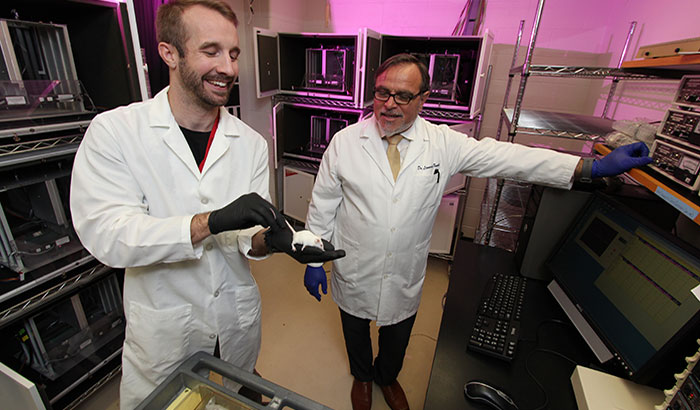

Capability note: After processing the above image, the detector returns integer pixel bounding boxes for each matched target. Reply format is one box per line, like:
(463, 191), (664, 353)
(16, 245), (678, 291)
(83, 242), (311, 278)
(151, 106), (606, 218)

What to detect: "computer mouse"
(464, 381), (519, 410)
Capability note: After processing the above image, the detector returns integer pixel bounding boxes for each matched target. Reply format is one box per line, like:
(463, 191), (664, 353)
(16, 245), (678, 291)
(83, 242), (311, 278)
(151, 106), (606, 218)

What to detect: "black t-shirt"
(180, 126), (210, 168)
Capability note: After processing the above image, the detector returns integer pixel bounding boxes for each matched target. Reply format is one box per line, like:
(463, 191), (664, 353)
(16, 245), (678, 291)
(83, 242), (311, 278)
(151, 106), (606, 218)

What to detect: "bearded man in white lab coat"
(303, 53), (652, 410)
(70, 1), (343, 409)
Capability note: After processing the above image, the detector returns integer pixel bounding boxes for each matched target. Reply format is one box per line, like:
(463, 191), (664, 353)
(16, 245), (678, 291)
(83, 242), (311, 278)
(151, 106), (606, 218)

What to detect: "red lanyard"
(199, 113), (220, 172)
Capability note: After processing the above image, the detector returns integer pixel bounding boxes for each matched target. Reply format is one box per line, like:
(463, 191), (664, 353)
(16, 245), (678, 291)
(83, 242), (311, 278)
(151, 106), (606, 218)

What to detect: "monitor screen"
(547, 193), (700, 383)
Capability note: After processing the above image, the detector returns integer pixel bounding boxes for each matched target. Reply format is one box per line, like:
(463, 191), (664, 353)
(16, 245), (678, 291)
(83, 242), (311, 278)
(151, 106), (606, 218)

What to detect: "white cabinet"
(429, 194), (460, 254)
(282, 166), (315, 223)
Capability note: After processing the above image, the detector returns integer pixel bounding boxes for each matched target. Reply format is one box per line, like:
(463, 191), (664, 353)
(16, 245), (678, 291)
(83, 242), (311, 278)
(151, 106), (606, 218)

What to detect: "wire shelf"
(0, 134), (83, 157)
(510, 64), (682, 79)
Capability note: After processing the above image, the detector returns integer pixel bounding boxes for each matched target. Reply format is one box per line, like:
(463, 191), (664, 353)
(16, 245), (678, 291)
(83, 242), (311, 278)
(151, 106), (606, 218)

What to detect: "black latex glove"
(264, 226), (346, 264)
(208, 193), (286, 234)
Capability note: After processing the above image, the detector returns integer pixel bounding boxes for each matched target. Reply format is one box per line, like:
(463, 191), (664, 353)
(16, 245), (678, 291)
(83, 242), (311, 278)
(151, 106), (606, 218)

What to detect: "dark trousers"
(339, 308), (416, 386)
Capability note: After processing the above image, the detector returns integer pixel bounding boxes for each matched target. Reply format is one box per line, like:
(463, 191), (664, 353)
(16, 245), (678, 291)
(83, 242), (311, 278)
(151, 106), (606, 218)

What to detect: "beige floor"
(74, 254), (450, 410)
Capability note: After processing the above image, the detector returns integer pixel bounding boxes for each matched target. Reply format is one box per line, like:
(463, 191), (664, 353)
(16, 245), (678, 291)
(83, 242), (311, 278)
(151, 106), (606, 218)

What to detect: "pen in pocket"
(434, 169), (440, 183)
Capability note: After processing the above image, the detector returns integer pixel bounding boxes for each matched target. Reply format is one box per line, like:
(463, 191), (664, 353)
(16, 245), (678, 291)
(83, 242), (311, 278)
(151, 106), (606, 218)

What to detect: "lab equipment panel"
(673, 75), (700, 109)
(655, 342), (700, 409)
(650, 138), (700, 191)
(380, 31), (493, 118)
(658, 108), (700, 149)
(273, 101), (363, 163)
(254, 28), (381, 107)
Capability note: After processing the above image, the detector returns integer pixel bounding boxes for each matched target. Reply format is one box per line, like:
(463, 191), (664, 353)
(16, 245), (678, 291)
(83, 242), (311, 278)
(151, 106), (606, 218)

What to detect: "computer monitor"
(546, 192), (700, 384)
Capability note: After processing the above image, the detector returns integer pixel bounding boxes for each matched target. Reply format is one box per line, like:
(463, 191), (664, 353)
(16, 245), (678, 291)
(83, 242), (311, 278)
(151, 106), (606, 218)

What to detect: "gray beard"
(376, 115), (413, 138)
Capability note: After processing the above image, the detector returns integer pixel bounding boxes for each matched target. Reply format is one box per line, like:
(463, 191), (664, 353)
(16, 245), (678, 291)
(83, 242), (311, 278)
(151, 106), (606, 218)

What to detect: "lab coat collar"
(148, 87), (240, 178)
(360, 116), (428, 185)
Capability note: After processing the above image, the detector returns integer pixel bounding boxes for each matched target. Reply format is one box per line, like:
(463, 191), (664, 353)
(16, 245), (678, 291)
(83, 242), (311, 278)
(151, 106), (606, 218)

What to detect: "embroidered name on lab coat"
(417, 162), (439, 170)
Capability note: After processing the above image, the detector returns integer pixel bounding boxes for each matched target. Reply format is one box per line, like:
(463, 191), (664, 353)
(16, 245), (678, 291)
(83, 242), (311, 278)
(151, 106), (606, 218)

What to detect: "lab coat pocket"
(233, 285), (261, 331)
(214, 230), (239, 253)
(124, 302), (192, 385)
(413, 172), (442, 212)
(332, 230), (359, 286)
(408, 237), (431, 287)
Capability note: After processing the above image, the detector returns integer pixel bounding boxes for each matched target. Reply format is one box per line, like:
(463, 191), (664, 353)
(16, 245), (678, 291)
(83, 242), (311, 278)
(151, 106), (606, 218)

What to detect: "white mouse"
(285, 219), (324, 251)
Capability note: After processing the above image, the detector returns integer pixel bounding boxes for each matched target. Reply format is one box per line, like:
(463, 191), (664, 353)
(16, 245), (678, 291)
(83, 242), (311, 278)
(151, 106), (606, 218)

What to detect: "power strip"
(656, 339), (700, 410)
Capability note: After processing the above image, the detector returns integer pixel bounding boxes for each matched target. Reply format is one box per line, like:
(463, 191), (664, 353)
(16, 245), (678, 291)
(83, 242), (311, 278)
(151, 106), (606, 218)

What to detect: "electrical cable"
(410, 333), (438, 343)
(524, 347), (578, 410)
(520, 319), (578, 410)
(13, 242), (56, 256)
(520, 318), (572, 343)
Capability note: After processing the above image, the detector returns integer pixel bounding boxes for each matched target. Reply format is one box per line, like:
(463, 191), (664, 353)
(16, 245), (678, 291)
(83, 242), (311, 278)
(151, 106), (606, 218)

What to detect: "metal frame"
(60, 353), (122, 408)
(0, 263), (110, 327)
(483, 0), (649, 246)
(499, 14), (643, 142)
(63, 362), (122, 410)
(274, 94), (358, 109)
(0, 134), (82, 160)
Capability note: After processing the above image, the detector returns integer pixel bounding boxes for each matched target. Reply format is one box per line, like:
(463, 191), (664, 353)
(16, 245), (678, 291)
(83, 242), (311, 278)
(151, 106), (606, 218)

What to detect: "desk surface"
(424, 240), (596, 410)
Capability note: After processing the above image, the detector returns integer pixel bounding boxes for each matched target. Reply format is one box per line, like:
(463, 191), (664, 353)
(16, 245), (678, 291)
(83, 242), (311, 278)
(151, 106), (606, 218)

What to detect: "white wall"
(225, 0), (327, 205)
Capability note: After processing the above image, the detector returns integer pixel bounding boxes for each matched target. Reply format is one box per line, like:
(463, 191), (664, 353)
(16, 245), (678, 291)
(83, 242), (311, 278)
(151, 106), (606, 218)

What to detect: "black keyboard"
(467, 273), (527, 362)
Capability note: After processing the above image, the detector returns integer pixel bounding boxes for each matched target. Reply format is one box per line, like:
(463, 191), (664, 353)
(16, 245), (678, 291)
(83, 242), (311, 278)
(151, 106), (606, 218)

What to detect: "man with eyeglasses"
(303, 53), (651, 410)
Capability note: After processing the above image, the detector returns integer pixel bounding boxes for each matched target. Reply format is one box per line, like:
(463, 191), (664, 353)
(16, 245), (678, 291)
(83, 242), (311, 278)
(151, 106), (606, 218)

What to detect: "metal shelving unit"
(479, 0), (691, 248)
(596, 144), (700, 225)
(0, 1), (147, 408)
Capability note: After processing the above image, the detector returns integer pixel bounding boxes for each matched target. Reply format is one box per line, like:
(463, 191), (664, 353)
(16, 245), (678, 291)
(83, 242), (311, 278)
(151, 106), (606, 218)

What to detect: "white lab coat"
(306, 116), (579, 326)
(70, 88), (270, 409)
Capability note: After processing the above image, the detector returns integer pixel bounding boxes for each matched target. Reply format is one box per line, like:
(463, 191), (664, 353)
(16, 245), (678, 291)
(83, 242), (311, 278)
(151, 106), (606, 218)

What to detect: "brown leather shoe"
(350, 379), (372, 410)
(379, 380), (409, 410)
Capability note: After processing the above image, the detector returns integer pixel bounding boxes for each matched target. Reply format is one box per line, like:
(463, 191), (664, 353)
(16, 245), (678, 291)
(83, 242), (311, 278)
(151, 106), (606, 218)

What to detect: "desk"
(424, 240), (597, 409)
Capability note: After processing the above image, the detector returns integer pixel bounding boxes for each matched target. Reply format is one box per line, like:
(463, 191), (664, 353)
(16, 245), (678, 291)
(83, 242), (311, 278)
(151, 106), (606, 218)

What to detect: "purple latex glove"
(592, 142), (653, 178)
(304, 265), (327, 302)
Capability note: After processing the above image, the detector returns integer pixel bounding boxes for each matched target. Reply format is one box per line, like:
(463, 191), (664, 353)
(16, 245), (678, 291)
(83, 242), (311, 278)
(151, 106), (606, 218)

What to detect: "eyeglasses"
(373, 88), (425, 105)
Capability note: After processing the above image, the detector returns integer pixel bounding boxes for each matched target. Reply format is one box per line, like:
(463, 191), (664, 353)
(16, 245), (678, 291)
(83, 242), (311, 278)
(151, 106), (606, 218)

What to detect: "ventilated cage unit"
(305, 47), (353, 93)
(0, 170), (81, 275)
(380, 33), (493, 118)
(309, 116), (348, 154)
(21, 272), (123, 381)
(257, 29), (493, 259)
(255, 28), (381, 107)
(1, 265), (124, 408)
(412, 53), (461, 102)
(0, 19), (91, 125)
(0, 1), (145, 408)
(273, 102), (363, 163)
